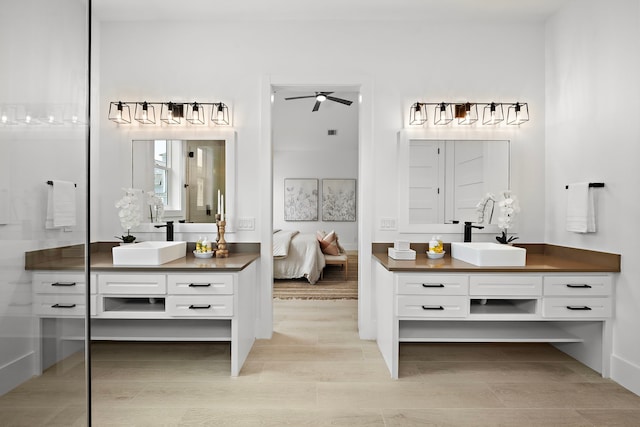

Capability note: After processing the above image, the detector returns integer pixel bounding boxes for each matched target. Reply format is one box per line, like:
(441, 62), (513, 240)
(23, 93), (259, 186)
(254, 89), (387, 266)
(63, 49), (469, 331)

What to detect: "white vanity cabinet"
(32, 260), (258, 377)
(375, 261), (615, 379)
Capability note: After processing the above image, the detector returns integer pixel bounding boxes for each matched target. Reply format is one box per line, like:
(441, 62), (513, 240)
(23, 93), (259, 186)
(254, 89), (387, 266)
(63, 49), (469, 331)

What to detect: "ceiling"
(93, 0), (573, 23)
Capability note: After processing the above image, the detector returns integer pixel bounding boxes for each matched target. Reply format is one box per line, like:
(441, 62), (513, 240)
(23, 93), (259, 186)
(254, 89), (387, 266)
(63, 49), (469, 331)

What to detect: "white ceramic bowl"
(427, 251), (445, 259)
(193, 250), (214, 259)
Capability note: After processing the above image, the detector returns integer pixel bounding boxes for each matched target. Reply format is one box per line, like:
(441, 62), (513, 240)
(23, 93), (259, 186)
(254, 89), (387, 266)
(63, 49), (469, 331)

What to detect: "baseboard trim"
(0, 352), (36, 396)
(611, 354), (640, 396)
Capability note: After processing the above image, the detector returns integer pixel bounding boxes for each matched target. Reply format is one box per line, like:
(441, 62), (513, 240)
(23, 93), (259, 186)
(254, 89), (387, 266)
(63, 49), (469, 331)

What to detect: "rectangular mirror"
(132, 137), (234, 227)
(398, 138), (510, 232)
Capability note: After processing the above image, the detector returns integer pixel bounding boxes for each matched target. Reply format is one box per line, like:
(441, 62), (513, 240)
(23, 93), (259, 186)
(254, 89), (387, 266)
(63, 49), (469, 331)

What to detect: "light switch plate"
(237, 217), (255, 231)
(380, 218), (397, 230)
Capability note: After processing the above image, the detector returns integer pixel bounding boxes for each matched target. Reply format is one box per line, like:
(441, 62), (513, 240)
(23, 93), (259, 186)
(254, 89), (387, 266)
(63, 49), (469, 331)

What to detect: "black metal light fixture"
(434, 102), (453, 125)
(108, 101), (131, 124)
(134, 102), (156, 124)
(506, 102), (529, 125)
(211, 102), (229, 125)
(160, 102), (184, 125)
(409, 102), (427, 125)
(482, 102), (504, 125)
(186, 102), (206, 125)
(456, 102), (478, 125)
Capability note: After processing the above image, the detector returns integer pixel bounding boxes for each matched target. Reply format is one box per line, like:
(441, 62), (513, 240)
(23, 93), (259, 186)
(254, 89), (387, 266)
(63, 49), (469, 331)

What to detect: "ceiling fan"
(284, 92), (353, 112)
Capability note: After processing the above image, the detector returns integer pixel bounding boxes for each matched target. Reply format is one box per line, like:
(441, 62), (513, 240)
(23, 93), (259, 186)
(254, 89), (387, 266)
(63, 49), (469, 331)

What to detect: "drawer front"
(542, 297), (612, 318)
(33, 272), (97, 295)
(543, 276), (612, 296)
(397, 295), (468, 318)
(34, 294), (96, 317)
(396, 275), (468, 296)
(470, 275), (542, 296)
(98, 274), (166, 295)
(168, 274), (234, 295)
(166, 296), (233, 317)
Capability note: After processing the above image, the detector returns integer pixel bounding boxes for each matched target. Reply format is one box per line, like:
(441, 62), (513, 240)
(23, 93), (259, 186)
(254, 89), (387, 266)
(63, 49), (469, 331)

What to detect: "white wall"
(0, 0), (88, 395)
(95, 18), (547, 338)
(273, 91), (359, 250)
(545, 0), (640, 394)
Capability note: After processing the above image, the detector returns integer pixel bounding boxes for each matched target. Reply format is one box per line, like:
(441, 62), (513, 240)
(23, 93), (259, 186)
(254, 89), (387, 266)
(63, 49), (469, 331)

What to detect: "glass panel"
(0, 0), (89, 425)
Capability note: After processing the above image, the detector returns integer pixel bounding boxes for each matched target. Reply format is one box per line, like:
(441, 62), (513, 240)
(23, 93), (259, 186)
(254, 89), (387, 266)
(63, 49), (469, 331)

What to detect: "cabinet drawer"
(543, 276), (612, 296)
(34, 294), (96, 317)
(542, 297), (612, 318)
(168, 274), (234, 295)
(33, 272), (96, 294)
(98, 274), (166, 295)
(166, 296), (233, 317)
(397, 295), (468, 318)
(470, 275), (542, 296)
(396, 275), (468, 295)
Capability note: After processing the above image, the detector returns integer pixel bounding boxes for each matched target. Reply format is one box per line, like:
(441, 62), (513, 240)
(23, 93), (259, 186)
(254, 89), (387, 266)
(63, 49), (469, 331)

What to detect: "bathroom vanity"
(26, 242), (260, 377)
(373, 243), (620, 379)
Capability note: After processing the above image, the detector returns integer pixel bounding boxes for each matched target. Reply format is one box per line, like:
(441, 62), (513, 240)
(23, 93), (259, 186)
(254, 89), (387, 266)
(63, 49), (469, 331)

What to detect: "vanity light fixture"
(186, 102), (206, 125)
(482, 102), (504, 125)
(134, 102), (156, 125)
(434, 102), (453, 125)
(409, 102), (427, 125)
(211, 102), (229, 125)
(108, 101), (131, 124)
(506, 102), (529, 125)
(160, 102), (184, 125)
(456, 102), (478, 125)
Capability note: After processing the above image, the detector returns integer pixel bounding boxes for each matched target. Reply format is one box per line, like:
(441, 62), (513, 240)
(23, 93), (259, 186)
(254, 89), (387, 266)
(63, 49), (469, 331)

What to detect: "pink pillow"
(317, 230), (340, 255)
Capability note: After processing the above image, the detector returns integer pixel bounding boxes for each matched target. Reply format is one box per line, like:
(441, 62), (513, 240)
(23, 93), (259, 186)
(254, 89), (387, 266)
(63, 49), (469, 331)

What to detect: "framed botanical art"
(322, 178), (356, 221)
(284, 178), (318, 221)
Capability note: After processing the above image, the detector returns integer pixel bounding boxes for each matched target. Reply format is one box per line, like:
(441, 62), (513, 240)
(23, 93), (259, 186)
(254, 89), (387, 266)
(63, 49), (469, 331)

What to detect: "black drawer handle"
(422, 283), (445, 288)
(566, 284), (592, 289)
(189, 304), (212, 309)
(188, 283), (212, 287)
(422, 305), (444, 310)
(52, 303), (77, 308)
(566, 306), (592, 311)
(52, 282), (77, 287)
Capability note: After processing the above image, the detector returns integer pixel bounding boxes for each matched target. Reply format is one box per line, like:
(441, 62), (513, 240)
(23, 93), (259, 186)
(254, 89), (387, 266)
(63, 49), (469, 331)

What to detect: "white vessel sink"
(451, 242), (526, 267)
(112, 241), (187, 266)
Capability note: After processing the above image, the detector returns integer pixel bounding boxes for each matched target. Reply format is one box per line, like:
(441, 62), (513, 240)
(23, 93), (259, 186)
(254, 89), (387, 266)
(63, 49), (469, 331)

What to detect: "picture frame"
(284, 178), (318, 221)
(322, 178), (356, 221)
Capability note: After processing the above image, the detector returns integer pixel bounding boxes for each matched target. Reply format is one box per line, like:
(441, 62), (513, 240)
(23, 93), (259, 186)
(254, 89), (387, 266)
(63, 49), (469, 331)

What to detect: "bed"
(273, 230), (326, 284)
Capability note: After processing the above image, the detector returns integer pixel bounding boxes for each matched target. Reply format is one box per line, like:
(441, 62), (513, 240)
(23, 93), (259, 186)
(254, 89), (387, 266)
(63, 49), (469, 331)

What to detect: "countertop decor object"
(193, 250), (214, 259)
(427, 251), (445, 259)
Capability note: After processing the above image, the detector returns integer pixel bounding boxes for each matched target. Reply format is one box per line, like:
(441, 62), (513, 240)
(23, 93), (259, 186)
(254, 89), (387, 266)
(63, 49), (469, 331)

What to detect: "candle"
(217, 190), (221, 215)
(221, 194), (224, 221)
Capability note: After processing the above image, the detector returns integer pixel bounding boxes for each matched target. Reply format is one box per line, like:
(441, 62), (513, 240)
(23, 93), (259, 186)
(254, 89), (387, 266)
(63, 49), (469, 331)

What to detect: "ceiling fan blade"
(326, 96), (353, 106)
(318, 91), (334, 96)
(312, 100), (321, 112)
(284, 95), (317, 100)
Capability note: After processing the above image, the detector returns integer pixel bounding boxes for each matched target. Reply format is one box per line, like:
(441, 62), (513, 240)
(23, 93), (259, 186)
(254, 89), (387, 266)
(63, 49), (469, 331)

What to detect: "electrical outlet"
(237, 217), (255, 231)
(380, 218), (397, 230)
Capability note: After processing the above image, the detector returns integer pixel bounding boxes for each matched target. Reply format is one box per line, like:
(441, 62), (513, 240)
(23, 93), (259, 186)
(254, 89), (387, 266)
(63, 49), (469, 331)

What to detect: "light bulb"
(48, 115), (55, 123)
(1, 115), (7, 123)
(25, 115), (31, 124)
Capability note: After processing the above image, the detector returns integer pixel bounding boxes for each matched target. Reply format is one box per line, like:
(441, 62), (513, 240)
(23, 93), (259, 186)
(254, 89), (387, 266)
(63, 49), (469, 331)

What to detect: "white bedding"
(273, 230), (299, 259)
(273, 232), (326, 284)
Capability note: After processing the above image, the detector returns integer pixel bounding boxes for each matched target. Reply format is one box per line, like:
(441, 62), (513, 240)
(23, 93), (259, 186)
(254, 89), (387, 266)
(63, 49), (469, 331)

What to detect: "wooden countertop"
(372, 243), (620, 273)
(25, 242), (260, 272)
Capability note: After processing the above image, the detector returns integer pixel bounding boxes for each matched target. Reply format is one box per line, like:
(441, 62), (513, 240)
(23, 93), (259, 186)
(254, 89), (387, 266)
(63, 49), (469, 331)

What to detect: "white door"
(408, 140), (444, 224)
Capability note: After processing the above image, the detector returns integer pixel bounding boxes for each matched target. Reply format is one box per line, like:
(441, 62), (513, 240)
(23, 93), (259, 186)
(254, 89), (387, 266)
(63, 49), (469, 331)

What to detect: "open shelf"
(469, 298), (537, 316)
(90, 318), (232, 341)
(103, 297), (166, 313)
(399, 320), (583, 343)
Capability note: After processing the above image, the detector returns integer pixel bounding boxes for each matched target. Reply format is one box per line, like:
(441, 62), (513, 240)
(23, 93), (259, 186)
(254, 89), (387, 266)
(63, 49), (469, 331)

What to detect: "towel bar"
(565, 183), (604, 189)
(46, 181), (77, 187)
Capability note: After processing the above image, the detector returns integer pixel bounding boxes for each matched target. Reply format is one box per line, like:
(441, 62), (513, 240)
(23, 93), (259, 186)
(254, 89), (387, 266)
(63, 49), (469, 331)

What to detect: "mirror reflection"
(399, 139), (510, 229)
(132, 139), (225, 223)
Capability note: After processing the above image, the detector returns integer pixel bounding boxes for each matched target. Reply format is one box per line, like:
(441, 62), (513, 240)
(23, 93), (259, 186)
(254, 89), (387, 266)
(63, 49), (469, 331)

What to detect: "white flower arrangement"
(475, 192), (496, 224)
(496, 190), (520, 244)
(146, 191), (164, 223)
(114, 188), (142, 243)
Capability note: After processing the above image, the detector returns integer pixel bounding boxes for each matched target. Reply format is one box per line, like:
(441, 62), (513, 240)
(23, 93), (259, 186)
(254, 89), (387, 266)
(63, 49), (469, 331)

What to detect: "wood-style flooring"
(1, 300), (639, 426)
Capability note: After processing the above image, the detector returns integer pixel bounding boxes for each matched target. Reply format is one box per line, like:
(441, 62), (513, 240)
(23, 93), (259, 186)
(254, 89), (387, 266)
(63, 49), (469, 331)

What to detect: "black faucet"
(463, 221), (484, 242)
(154, 220), (174, 241)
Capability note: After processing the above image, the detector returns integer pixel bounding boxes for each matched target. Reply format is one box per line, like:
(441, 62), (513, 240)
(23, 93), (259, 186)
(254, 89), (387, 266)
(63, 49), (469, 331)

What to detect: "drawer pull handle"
(422, 305), (444, 310)
(52, 303), (77, 308)
(422, 283), (445, 288)
(566, 306), (592, 311)
(566, 284), (592, 289)
(189, 304), (211, 309)
(52, 282), (77, 287)
(188, 283), (212, 287)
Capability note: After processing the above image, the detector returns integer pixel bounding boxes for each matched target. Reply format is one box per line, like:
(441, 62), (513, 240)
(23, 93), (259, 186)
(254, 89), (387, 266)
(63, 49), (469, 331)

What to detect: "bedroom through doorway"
(271, 85), (360, 300)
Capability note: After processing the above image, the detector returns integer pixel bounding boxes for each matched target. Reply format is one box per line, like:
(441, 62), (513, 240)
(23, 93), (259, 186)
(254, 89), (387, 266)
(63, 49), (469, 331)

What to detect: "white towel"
(566, 182), (596, 233)
(45, 180), (76, 228)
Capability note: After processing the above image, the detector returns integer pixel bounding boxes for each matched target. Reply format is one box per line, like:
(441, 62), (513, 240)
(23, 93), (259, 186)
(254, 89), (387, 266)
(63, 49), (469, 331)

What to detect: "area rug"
(273, 252), (358, 300)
